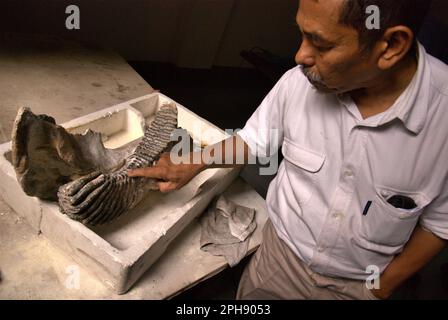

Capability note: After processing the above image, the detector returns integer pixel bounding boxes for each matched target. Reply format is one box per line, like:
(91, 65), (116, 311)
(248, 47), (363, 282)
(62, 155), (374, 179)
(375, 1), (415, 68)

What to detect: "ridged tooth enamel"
(57, 104), (178, 226)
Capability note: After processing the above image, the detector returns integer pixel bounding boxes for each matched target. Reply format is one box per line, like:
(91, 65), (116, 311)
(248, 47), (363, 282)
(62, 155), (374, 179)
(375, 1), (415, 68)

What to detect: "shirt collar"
(338, 42), (430, 135)
(380, 42), (430, 135)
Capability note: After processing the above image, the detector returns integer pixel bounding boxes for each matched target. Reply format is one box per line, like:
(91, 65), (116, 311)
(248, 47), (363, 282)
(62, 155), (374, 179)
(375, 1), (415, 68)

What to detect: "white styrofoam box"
(63, 106), (145, 149)
(130, 93), (228, 146)
(0, 143), (42, 233)
(0, 93), (241, 294)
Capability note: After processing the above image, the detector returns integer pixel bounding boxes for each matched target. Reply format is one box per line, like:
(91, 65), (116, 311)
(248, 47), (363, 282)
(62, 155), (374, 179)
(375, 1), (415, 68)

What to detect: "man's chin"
(310, 81), (340, 94)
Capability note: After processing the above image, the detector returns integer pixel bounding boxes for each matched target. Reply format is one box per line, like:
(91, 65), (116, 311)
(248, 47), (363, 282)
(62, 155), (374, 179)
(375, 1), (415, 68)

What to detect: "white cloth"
(237, 43), (448, 281)
(200, 195), (257, 267)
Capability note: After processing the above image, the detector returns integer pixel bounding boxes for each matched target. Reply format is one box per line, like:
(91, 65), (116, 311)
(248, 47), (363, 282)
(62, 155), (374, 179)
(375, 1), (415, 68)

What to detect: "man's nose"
(295, 38), (315, 66)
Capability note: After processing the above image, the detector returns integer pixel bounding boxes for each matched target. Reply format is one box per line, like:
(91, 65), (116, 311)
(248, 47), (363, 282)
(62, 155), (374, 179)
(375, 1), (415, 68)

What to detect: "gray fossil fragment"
(11, 104), (193, 226)
(57, 104), (178, 226)
(11, 107), (136, 200)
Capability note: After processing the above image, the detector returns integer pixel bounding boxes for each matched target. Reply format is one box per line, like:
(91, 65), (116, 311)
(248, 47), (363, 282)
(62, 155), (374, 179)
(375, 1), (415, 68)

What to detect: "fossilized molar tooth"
(57, 104), (178, 226)
(11, 107), (135, 200)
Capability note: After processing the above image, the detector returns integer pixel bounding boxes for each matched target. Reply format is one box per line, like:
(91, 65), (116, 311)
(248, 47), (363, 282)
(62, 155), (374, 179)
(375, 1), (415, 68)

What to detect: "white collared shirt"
(238, 43), (448, 280)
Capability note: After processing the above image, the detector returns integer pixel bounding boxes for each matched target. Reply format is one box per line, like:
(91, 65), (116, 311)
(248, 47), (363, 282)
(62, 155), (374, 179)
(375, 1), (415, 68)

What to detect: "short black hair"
(339, 0), (433, 50)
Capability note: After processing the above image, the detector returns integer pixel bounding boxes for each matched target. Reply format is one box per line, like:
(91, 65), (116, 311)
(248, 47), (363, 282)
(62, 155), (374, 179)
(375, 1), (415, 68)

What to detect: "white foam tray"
(0, 93), (241, 294)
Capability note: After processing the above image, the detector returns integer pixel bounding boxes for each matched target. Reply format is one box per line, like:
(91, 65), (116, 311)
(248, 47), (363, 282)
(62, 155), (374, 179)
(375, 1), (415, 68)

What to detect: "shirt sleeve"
(237, 67), (297, 158)
(420, 182), (448, 240)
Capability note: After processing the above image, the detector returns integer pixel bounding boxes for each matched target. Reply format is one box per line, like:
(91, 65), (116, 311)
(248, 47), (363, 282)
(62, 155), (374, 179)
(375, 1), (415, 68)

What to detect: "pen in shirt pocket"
(362, 201), (373, 216)
(362, 195), (418, 216)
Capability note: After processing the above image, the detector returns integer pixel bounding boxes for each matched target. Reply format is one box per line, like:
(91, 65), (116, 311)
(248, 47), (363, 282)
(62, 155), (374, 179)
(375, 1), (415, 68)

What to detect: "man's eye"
(315, 45), (333, 52)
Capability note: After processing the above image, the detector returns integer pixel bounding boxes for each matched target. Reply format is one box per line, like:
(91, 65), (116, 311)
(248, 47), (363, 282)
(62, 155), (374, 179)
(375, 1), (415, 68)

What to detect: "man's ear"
(377, 26), (415, 70)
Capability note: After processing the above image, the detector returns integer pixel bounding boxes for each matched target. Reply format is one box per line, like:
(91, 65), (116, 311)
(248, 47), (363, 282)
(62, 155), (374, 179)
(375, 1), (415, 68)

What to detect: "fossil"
(57, 104), (178, 226)
(11, 107), (137, 200)
(12, 104), (181, 226)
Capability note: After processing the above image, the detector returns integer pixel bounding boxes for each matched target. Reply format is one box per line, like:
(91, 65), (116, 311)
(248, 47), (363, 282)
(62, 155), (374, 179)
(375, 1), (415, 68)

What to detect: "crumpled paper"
(200, 195), (257, 267)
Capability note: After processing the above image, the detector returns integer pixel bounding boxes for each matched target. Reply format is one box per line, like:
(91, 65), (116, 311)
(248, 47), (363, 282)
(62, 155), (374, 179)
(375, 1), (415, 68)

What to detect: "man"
(128, 0), (448, 300)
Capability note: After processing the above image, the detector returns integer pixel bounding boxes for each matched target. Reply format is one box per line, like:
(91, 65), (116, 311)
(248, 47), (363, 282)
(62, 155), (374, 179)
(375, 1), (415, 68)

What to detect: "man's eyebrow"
(295, 21), (334, 45)
(303, 30), (333, 45)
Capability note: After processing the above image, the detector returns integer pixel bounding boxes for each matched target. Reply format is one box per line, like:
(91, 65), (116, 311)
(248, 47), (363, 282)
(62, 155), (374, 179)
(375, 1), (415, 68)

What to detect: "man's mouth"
(300, 65), (335, 93)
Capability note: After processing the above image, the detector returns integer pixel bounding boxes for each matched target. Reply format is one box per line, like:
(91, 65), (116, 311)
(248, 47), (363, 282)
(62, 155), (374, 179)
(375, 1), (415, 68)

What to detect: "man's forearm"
(195, 135), (250, 170)
(128, 135), (251, 192)
(373, 224), (446, 299)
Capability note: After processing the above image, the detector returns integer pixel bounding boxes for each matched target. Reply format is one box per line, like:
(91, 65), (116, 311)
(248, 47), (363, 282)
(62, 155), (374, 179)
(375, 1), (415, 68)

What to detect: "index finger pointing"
(127, 167), (166, 179)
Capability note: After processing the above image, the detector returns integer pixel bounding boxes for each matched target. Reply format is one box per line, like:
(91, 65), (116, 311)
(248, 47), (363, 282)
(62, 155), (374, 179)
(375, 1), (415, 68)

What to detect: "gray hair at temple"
(299, 0), (434, 52)
(340, 0), (433, 50)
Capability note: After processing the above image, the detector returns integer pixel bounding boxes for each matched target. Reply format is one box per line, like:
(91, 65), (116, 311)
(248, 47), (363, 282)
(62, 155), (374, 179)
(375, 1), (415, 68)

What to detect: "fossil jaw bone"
(57, 104), (178, 226)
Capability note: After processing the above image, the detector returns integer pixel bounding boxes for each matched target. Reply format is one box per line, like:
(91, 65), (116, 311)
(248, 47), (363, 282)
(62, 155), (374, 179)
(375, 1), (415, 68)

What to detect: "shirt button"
(332, 212), (343, 219)
(344, 170), (353, 178)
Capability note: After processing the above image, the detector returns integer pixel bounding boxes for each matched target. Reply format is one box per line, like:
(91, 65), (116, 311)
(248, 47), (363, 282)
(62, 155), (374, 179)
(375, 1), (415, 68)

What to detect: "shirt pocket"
(281, 138), (326, 206)
(359, 185), (431, 248)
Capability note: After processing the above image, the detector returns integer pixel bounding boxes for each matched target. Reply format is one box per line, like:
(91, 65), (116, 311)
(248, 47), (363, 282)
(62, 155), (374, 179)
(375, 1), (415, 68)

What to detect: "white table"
(0, 33), (267, 299)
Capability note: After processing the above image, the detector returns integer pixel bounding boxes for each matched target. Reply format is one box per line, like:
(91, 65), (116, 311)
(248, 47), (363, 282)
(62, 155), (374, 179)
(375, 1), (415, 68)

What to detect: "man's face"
(296, 0), (380, 94)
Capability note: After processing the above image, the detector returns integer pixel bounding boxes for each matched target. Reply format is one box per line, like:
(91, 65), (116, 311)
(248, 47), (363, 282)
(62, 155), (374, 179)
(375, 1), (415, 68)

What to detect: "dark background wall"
(2, 0), (446, 68)
(419, 0), (448, 63)
(0, 0), (300, 68)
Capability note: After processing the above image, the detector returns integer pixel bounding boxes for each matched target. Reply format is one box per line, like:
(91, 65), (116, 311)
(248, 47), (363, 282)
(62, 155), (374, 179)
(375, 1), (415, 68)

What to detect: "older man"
(129, 0), (448, 300)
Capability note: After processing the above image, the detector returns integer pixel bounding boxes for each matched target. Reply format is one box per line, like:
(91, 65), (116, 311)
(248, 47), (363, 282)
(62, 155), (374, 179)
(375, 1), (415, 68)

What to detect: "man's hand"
(127, 135), (250, 193)
(368, 225), (446, 300)
(127, 152), (205, 193)
(370, 284), (393, 300)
